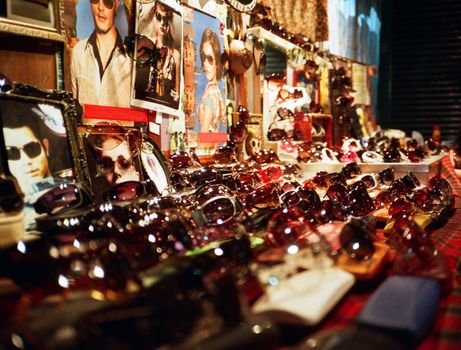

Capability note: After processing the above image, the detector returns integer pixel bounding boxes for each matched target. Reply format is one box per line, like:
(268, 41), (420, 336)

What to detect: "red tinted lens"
(169, 152), (192, 168)
(389, 198), (413, 217)
(230, 122), (247, 143)
(245, 183), (280, 209)
(202, 198), (236, 225)
(103, 181), (143, 201)
(35, 184), (82, 214)
(326, 183), (348, 204)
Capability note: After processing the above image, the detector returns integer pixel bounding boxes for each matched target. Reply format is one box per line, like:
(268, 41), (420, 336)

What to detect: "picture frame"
(0, 83), (84, 229)
(77, 123), (146, 202)
(0, 0), (65, 42)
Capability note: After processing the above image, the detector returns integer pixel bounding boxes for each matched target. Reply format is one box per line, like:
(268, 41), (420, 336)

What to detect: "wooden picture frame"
(0, 0), (65, 42)
(0, 83), (85, 229)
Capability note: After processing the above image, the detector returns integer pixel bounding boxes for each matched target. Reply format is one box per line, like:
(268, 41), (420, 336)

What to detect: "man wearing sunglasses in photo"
(3, 113), (51, 198)
(71, 0), (131, 110)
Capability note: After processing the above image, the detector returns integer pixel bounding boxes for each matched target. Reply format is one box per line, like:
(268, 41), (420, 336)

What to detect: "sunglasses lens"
(103, 181), (143, 201)
(169, 152), (192, 168)
(340, 222), (375, 261)
(379, 168), (394, 185)
(361, 175), (376, 189)
(341, 162), (361, 179)
(245, 184), (280, 209)
(389, 198), (413, 217)
(98, 156), (114, 173)
(34, 184), (81, 214)
(326, 183), (348, 204)
(6, 147), (20, 160)
(202, 198), (235, 225)
(24, 141), (42, 158)
(267, 128), (286, 141)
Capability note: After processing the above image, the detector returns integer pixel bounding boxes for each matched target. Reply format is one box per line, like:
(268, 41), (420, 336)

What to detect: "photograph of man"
(132, 0), (183, 116)
(71, 0), (131, 109)
(1, 100), (73, 198)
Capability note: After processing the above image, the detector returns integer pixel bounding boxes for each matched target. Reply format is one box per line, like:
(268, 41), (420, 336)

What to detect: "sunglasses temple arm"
(313, 229), (335, 260)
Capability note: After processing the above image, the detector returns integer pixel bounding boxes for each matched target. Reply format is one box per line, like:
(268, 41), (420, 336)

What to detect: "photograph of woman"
(197, 28), (225, 133)
(132, 0), (183, 116)
(192, 11), (226, 140)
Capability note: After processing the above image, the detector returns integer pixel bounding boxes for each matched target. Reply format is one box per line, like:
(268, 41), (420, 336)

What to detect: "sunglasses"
(245, 33), (266, 76)
(97, 155), (135, 176)
(0, 176), (24, 213)
(193, 184), (242, 227)
(251, 149), (280, 165)
(90, 0), (114, 9)
(265, 206), (317, 248)
(340, 162), (361, 179)
(244, 183), (281, 210)
(213, 144), (238, 164)
(34, 183), (93, 215)
(87, 122), (142, 158)
(6, 141), (42, 160)
(229, 122), (247, 143)
(155, 11), (171, 25)
(203, 53), (215, 65)
(276, 88), (303, 102)
(168, 151), (201, 169)
(124, 34), (162, 65)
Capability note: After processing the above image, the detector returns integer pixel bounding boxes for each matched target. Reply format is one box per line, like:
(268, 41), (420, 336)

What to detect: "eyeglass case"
(252, 267), (355, 326)
(356, 275), (441, 343)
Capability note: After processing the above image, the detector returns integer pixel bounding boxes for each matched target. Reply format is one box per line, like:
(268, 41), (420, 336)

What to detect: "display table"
(304, 155), (461, 350)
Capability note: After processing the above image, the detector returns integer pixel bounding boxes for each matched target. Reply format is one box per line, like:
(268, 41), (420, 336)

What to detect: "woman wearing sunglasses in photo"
(197, 27), (225, 134)
(143, 0), (180, 107)
(91, 133), (141, 188)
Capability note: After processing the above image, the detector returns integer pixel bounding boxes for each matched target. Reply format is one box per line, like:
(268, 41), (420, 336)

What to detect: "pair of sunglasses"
(34, 183), (93, 215)
(6, 141), (42, 161)
(87, 122), (142, 158)
(245, 33), (266, 75)
(90, 0), (114, 9)
(339, 217), (376, 261)
(168, 150), (201, 169)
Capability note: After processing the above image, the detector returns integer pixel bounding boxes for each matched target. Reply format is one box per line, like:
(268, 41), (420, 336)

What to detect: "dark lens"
(341, 162), (361, 179)
(34, 184), (81, 214)
(6, 147), (20, 160)
(23, 141), (42, 158)
(117, 155), (134, 171)
(412, 189), (436, 211)
(375, 190), (393, 208)
(345, 187), (375, 216)
(340, 222), (375, 261)
(388, 198), (413, 217)
(360, 175), (376, 189)
(103, 0), (114, 8)
(245, 183), (280, 209)
(383, 149), (401, 162)
(99, 156), (115, 173)
(169, 152), (192, 168)
(202, 198), (235, 225)
(378, 168), (394, 185)
(103, 181), (143, 201)
(230, 122), (247, 143)
(267, 128), (287, 141)
(326, 183), (348, 204)
(190, 166), (221, 187)
(213, 145), (237, 164)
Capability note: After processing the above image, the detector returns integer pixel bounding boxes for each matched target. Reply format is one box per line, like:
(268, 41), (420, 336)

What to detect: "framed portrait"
(185, 8), (227, 145)
(131, 0), (184, 117)
(70, 0), (132, 110)
(77, 122), (145, 202)
(0, 84), (83, 230)
(0, 0), (65, 41)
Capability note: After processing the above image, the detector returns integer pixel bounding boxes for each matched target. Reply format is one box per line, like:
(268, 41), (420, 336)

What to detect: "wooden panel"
(0, 35), (58, 89)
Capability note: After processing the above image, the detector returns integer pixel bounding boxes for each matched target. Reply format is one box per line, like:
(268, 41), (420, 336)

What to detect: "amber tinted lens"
(326, 183), (348, 204)
(378, 168), (395, 185)
(345, 188), (375, 216)
(361, 175), (376, 189)
(375, 189), (393, 208)
(389, 198), (414, 217)
(245, 183), (280, 209)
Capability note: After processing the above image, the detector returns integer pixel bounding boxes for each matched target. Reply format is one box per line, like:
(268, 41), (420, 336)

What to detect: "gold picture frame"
(0, 0), (65, 42)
